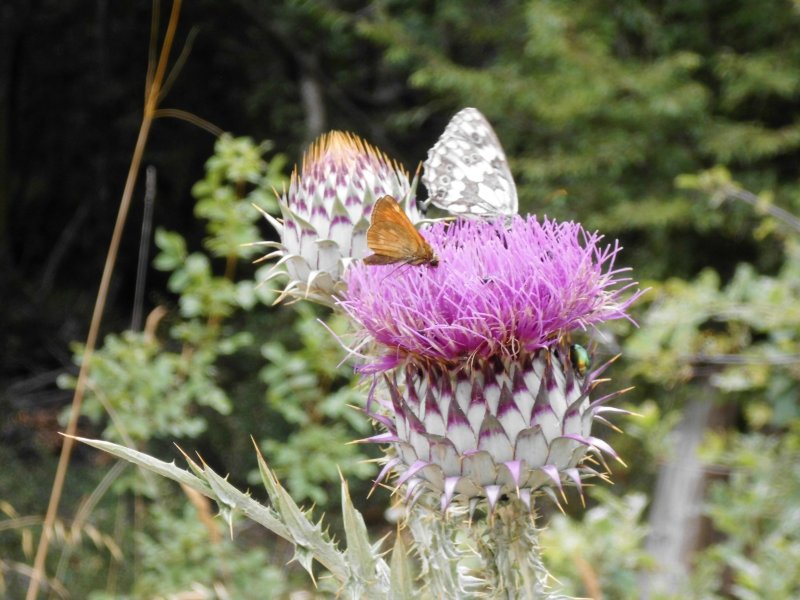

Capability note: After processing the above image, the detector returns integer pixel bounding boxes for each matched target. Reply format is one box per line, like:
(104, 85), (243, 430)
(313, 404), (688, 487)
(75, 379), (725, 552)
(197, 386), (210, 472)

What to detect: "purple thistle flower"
(339, 216), (641, 511)
(341, 216), (638, 370)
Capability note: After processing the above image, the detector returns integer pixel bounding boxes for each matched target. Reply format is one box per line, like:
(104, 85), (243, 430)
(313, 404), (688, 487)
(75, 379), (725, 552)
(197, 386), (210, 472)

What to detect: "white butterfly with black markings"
(421, 107), (518, 219)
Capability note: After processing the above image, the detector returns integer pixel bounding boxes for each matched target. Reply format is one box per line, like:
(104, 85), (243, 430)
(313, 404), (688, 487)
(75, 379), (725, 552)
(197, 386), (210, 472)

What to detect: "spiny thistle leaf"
(174, 446), (208, 481)
(73, 436), (356, 580)
(340, 475), (380, 582)
(390, 530), (416, 599)
(252, 441), (349, 579)
(70, 436), (212, 496)
(292, 546), (317, 584)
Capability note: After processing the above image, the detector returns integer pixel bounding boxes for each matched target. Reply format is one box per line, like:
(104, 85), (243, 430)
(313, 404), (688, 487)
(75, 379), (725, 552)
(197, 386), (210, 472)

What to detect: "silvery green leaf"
(390, 530), (416, 599)
(253, 443), (349, 579)
(73, 436), (212, 496)
(74, 436), (351, 582)
(341, 476), (379, 580)
(74, 436), (291, 538)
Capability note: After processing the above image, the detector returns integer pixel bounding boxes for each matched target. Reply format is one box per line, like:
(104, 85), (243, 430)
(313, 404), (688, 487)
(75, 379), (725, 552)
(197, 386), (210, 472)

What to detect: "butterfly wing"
(422, 107), (518, 218)
(365, 196), (436, 265)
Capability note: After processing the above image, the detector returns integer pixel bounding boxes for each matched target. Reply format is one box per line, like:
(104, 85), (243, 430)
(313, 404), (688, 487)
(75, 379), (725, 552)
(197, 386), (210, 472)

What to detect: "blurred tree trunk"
(300, 72), (325, 143)
(640, 391), (733, 598)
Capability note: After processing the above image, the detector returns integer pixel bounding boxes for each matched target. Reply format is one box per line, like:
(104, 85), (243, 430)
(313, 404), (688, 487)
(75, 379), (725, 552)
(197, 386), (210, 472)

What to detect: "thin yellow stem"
(25, 2), (183, 598)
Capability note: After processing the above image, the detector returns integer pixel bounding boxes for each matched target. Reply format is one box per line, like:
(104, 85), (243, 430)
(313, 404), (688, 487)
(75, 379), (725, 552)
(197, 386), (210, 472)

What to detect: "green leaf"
(72, 436), (213, 496)
(153, 228), (188, 271)
(341, 475), (377, 580)
(390, 531), (416, 599)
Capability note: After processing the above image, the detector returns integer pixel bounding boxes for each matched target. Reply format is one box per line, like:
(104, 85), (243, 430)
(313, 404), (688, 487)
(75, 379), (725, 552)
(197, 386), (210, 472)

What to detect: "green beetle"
(569, 343), (591, 378)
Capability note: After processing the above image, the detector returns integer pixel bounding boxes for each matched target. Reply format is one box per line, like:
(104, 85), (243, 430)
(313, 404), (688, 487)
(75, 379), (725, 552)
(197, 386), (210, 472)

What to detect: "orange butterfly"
(363, 196), (439, 267)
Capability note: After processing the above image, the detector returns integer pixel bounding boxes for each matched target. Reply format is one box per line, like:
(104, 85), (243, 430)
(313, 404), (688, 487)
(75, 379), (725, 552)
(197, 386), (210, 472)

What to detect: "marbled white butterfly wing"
(422, 107), (518, 218)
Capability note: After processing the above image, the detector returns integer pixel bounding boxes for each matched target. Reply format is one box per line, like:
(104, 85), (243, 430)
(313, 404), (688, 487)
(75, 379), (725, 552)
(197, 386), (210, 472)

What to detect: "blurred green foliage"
(40, 134), (377, 597)
(59, 133), (281, 447)
(62, 329), (233, 443)
(257, 304), (375, 505)
(88, 503), (289, 600)
(542, 489), (652, 598)
(691, 433), (800, 600)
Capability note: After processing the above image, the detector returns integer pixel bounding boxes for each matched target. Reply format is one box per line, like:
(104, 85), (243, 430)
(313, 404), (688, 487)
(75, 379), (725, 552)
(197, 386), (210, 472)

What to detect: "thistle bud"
(261, 131), (419, 306)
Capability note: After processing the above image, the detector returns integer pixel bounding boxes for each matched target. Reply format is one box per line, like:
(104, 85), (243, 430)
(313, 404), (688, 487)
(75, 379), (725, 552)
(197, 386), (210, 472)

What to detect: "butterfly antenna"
(378, 262), (411, 285)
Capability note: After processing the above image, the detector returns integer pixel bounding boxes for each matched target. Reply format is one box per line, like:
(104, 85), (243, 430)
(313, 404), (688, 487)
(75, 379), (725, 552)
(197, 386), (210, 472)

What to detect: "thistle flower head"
(261, 131), (419, 305)
(340, 216), (641, 511)
(341, 216), (637, 370)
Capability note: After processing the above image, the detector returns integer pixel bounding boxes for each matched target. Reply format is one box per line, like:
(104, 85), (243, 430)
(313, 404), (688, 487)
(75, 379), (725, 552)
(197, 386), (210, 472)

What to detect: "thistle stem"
(407, 499), (565, 599)
(477, 500), (563, 599)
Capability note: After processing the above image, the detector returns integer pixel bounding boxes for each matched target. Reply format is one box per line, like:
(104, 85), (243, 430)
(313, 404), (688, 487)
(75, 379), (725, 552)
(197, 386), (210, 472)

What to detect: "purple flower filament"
(341, 216), (638, 370)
